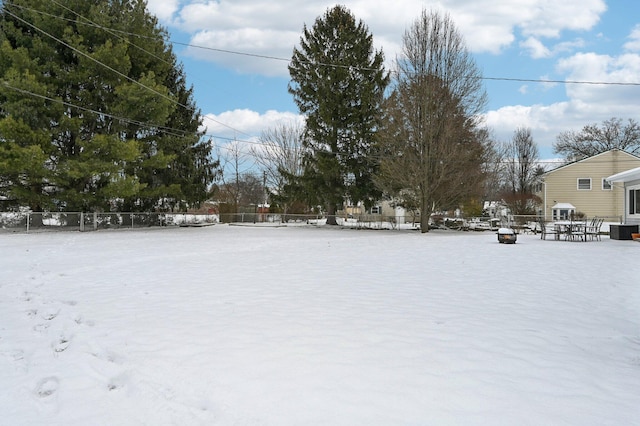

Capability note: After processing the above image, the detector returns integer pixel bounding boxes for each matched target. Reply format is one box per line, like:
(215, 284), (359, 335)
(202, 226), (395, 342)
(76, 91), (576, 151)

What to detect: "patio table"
(553, 221), (587, 241)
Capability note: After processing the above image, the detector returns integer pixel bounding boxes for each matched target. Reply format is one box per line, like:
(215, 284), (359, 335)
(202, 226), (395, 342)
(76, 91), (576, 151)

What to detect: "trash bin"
(497, 228), (517, 244)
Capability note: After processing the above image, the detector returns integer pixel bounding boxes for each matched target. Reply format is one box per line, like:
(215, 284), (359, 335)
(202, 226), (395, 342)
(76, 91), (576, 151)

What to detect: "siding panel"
(539, 150), (640, 220)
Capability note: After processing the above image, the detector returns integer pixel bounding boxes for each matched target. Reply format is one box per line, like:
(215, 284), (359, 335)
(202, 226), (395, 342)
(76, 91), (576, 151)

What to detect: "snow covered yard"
(1, 225), (639, 425)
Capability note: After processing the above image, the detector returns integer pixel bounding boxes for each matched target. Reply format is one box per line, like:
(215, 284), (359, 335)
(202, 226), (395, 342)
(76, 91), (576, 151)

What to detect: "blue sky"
(146, 0), (640, 170)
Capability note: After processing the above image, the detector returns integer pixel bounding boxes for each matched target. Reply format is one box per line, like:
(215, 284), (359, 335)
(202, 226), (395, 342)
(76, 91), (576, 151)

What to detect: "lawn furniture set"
(539, 217), (604, 242)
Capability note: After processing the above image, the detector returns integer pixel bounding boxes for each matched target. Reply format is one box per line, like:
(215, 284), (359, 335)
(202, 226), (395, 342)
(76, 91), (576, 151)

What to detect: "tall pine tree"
(288, 5), (388, 223)
(0, 0), (218, 212)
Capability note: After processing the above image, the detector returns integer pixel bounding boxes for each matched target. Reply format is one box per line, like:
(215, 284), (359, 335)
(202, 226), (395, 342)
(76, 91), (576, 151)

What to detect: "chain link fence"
(1, 211), (622, 234)
(0, 212), (218, 233)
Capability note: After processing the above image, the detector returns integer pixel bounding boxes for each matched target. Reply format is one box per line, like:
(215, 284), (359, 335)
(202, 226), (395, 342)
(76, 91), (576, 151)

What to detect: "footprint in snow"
(40, 309), (60, 321)
(107, 373), (129, 391)
(53, 338), (70, 353)
(74, 316), (95, 327)
(35, 377), (59, 398)
(33, 323), (50, 333)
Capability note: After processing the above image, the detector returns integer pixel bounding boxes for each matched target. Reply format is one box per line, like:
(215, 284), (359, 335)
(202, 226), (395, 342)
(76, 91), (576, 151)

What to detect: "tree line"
(2, 2), (640, 232)
(0, 0), (220, 217)
(260, 6), (640, 232)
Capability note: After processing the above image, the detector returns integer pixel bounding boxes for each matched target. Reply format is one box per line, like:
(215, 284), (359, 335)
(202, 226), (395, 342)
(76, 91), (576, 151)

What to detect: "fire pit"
(497, 227), (517, 244)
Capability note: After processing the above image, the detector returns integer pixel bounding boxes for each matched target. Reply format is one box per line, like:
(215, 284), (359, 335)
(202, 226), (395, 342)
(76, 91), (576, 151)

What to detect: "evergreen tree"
(288, 5), (389, 223)
(0, 0), (218, 212)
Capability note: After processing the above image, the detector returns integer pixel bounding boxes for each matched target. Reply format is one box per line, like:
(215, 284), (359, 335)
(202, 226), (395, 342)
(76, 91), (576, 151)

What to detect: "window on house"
(577, 178), (591, 190)
(630, 187), (640, 215)
(602, 179), (612, 190)
(371, 206), (381, 214)
(553, 209), (572, 220)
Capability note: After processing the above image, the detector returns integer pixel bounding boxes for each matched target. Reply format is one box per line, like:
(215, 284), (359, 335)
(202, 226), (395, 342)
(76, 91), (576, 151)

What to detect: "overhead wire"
(2, 0), (640, 171)
(0, 80), (263, 156)
(3, 74), (639, 169)
(1, 81), (191, 139)
(3, 1), (640, 87)
(0, 83), (276, 179)
(4, 75), (640, 171)
(1, 2), (252, 137)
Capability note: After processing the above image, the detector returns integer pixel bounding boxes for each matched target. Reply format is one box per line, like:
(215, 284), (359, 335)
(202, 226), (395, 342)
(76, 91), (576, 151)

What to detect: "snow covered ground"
(1, 225), (639, 425)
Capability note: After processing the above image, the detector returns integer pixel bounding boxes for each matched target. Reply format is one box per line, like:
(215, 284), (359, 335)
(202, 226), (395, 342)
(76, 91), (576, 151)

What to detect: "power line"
(482, 76), (640, 87)
(48, 0), (173, 69)
(5, 76), (640, 168)
(3, 0), (640, 170)
(4, 1), (640, 87)
(0, 80), (269, 153)
(2, 3), (252, 138)
(1, 81), (191, 138)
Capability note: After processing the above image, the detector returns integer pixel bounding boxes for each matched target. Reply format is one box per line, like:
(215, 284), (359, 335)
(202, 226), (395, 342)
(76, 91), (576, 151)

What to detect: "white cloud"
(521, 37), (552, 59)
(203, 109), (304, 139)
(155, 0), (608, 76)
(514, 0), (605, 38)
(538, 75), (558, 91)
(187, 29), (298, 76)
(553, 38), (586, 54)
(556, 52), (640, 104)
(485, 49), (640, 155)
(624, 24), (640, 52)
(484, 102), (572, 148)
(145, 0), (180, 21)
(150, 0), (631, 162)
(520, 37), (586, 59)
(201, 109), (305, 170)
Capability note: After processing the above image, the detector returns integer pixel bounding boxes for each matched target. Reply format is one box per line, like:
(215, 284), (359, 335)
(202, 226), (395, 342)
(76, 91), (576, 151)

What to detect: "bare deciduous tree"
(251, 121), (305, 207)
(216, 142), (254, 212)
(376, 9), (488, 233)
(554, 117), (640, 161)
(477, 128), (505, 204)
(499, 127), (543, 215)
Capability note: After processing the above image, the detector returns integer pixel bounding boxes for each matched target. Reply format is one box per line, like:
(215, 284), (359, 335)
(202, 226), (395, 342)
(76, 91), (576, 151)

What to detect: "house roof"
(542, 149), (640, 176)
(606, 166), (640, 183)
(551, 203), (575, 209)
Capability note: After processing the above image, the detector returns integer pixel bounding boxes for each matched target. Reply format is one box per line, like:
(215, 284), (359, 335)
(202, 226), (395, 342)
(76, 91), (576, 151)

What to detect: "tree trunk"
(29, 203), (44, 228)
(420, 198), (430, 233)
(326, 203), (337, 225)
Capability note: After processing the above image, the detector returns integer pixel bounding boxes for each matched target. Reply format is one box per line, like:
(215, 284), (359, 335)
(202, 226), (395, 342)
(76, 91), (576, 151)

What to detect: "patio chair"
(585, 217), (604, 241)
(566, 220), (586, 241)
(539, 220), (559, 240)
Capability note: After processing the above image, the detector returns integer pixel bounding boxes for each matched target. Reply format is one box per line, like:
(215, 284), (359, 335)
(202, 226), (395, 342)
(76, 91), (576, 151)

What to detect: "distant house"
(483, 200), (510, 219)
(537, 149), (640, 220)
(377, 200), (420, 225)
(606, 166), (640, 226)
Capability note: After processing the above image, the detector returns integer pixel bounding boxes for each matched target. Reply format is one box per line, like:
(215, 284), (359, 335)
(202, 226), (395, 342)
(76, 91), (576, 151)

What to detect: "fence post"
(80, 212), (84, 232)
(26, 212), (30, 233)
